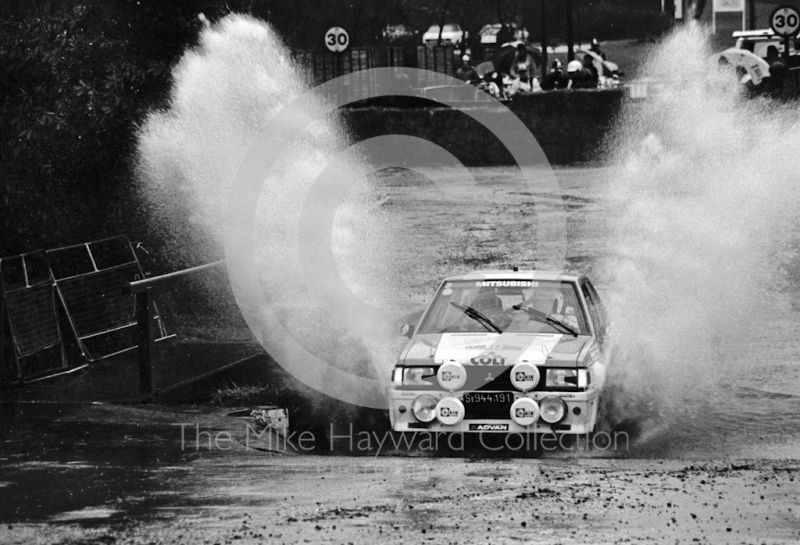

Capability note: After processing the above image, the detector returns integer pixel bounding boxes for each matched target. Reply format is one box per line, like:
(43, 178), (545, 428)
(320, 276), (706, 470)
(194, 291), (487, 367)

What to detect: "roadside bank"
(343, 89), (627, 165)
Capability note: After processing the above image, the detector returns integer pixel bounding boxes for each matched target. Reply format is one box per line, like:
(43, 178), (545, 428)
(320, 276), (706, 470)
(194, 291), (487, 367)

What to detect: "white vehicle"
(422, 24), (464, 45)
(733, 29), (798, 57)
(478, 23), (529, 45)
(389, 269), (609, 438)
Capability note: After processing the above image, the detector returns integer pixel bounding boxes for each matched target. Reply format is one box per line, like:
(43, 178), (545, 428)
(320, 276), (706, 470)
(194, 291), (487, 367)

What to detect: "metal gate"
(47, 236), (172, 361)
(0, 250), (70, 382)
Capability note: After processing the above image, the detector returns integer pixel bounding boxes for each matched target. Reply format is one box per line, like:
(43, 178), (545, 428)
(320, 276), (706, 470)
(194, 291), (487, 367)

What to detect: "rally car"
(389, 269), (609, 436)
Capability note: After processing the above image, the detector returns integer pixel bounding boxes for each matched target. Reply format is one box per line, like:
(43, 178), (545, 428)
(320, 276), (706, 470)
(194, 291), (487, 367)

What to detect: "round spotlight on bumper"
(510, 362), (540, 391)
(510, 397), (540, 426)
(435, 397), (465, 426)
(411, 394), (437, 423)
(539, 396), (567, 424)
(437, 362), (467, 391)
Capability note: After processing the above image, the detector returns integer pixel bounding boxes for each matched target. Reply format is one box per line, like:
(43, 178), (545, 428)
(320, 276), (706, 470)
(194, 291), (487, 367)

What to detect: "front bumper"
(389, 388), (599, 434)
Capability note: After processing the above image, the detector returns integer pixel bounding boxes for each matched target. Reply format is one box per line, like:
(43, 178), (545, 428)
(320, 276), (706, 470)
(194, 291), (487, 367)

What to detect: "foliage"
(0, 0), (201, 256)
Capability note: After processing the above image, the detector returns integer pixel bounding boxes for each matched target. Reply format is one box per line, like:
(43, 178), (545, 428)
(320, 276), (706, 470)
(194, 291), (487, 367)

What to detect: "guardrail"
(128, 260), (225, 398)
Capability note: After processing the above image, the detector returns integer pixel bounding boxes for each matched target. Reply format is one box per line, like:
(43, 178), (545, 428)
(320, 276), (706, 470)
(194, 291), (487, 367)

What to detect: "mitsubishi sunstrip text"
(389, 270), (610, 439)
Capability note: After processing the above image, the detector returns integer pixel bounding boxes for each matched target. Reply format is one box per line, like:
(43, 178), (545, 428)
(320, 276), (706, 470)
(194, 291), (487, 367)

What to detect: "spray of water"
(134, 14), (399, 415)
(600, 22), (800, 445)
(135, 13), (800, 450)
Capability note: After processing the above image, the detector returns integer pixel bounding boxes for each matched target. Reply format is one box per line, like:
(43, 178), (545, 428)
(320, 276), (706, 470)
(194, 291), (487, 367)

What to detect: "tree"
(0, 0), (205, 255)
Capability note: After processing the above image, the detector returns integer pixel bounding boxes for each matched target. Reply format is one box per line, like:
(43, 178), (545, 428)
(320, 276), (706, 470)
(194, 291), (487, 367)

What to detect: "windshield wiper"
(512, 305), (579, 337)
(450, 302), (503, 333)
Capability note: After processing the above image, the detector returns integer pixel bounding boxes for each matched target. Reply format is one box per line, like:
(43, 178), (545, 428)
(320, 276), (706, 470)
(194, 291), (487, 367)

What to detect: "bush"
(0, 1), (201, 257)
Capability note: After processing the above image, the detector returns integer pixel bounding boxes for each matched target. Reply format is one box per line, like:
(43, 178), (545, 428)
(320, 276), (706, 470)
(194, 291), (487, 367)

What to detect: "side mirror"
(400, 324), (415, 338)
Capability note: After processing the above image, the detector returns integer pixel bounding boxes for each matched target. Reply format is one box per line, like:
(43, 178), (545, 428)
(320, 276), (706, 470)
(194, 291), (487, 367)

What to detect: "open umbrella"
(474, 61), (495, 78)
(493, 41), (544, 74)
(713, 47), (770, 85)
(577, 49), (618, 78)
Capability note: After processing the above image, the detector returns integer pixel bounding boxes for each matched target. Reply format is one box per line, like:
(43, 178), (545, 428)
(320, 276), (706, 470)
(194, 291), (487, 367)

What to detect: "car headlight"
(404, 367), (435, 385)
(545, 368), (588, 389)
(392, 367), (435, 386)
(539, 396), (567, 424)
(411, 394), (438, 423)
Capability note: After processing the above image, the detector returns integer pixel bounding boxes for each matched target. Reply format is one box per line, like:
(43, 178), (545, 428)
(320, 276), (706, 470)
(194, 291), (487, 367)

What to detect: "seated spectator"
(455, 54), (479, 83)
(566, 59), (594, 89)
(583, 54), (599, 87)
(541, 59), (569, 90)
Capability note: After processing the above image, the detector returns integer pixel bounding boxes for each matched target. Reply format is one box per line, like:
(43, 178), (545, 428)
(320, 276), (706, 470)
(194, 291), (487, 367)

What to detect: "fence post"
(136, 287), (156, 397)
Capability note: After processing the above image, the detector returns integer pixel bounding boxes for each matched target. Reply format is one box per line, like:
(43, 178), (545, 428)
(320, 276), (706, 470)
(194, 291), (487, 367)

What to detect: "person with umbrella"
(510, 43), (535, 87)
(590, 38), (606, 61)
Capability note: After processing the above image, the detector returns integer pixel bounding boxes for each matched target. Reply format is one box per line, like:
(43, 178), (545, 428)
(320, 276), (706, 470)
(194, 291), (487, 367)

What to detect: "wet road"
(1, 403), (799, 544)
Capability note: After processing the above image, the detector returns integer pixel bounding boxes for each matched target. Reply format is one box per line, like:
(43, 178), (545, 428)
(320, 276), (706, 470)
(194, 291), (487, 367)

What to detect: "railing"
(128, 260), (226, 398)
(293, 44), (461, 92)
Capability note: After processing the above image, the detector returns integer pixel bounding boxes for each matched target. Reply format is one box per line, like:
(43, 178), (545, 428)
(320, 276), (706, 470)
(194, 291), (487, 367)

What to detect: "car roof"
(732, 29), (775, 39)
(426, 24), (460, 31)
(442, 269), (585, 283)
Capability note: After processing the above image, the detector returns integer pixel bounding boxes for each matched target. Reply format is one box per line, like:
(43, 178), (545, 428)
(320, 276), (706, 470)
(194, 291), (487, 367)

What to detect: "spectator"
(497, 24), (512, 46)
(566, 59), (594, 89)
(765, 59), (787, 98)
(455, 54), (479, 83)
(583, 54), (599, 87)
(510, 43), (535, 86)
(590, 38), (607, 60)
(765, 45), (781, 65)
(508, 46), (542, 96)
(541, 59), (569, 90)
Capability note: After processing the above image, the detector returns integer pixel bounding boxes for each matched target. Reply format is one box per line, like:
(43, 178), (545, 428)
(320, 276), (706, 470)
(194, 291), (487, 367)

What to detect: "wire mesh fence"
(0, 250), (67, 381)
(48, 236), (169, 362)
(1, 237), (264, 399)
(293, 44), (463, 94)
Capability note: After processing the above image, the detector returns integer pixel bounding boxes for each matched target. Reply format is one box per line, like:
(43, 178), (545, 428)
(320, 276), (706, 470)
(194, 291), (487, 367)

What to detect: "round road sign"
(325, 26), (349, 53)
(770, 5), (800, 37)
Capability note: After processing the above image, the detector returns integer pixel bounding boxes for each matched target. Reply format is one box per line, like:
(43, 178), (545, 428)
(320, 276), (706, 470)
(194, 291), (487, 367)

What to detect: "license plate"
(463, 392), (514, 404)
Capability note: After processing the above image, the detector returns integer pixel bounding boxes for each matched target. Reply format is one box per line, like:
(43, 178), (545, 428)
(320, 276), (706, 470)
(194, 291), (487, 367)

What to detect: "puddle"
(50, 507), (122, 522)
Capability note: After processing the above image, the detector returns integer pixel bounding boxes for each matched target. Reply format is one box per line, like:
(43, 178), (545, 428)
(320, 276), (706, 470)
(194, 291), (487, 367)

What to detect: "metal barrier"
(1, 241), (256, 399)
(294, 44), (459, 92)
(0, 250), (73, 382)
(47, 236), (172, 362)
(128, 260), (226, 397)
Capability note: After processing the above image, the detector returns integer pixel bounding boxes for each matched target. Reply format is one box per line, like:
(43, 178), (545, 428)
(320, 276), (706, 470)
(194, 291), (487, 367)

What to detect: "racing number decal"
(470, 355), (506, 365)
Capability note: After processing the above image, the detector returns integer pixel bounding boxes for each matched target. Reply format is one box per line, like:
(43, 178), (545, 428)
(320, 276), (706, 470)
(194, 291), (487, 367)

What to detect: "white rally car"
(389, 269), (609, 436)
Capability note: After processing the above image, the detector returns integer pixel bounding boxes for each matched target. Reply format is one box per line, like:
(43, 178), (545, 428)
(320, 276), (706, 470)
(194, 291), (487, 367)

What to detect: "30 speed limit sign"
(770, 5), (800, 37)
(325, 27), (349, 53)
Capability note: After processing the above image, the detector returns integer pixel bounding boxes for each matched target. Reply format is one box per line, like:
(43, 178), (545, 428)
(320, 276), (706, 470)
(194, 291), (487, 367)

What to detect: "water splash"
(134, 14), (399, 405)
(600, 22), (800, 448)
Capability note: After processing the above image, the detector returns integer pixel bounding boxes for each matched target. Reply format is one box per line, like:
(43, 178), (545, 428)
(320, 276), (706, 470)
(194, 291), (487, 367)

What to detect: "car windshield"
(417, 279), (589, 335)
